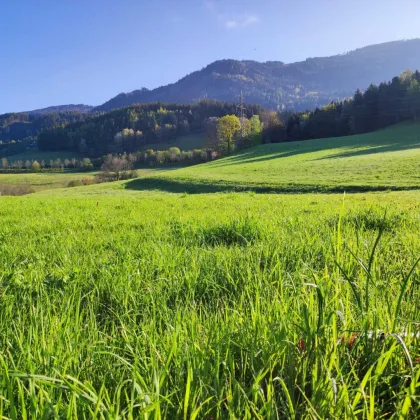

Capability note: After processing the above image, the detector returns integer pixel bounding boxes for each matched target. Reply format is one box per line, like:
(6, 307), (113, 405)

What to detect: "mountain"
(26, 104), (94, 115)
(95, 39), (420, 112)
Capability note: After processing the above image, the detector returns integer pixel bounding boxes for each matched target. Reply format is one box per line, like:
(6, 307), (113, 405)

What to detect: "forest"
(37, 101), (263, 156)
(0, 111), (91, 142)
(262, 70), (420, 143)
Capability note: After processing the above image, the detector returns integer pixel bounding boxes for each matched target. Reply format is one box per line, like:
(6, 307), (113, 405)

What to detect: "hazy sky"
(2, 0), (420, 113)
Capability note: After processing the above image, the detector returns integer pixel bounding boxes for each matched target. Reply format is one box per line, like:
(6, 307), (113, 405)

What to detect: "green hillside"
(126, 122), (420, 193)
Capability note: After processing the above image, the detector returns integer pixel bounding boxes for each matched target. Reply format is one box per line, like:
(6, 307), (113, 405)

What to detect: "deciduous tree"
(217, 115), (241, 154)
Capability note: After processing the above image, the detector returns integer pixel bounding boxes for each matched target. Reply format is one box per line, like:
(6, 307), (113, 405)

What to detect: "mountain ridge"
(95, 39), (420, 112)
(26, 104), (94, 115)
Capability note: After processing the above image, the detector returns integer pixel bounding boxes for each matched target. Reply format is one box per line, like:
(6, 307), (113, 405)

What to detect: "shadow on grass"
(125, 177), (420, 195)
(214, 140), (420, 168)
(313, 142), (420, 161)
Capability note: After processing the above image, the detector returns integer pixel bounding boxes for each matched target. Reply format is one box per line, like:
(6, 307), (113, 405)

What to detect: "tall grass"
(0, 192), (419, 418)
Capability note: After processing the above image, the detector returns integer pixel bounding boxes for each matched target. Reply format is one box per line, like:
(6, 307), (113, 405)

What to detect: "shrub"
(79, 158), (94, 171)
(67, 180), (83, 187)
(0, 183), (34, 196)
(81, 177), (95, 185)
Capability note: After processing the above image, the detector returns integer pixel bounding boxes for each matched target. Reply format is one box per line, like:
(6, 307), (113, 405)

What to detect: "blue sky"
(2, 0), (420, 113)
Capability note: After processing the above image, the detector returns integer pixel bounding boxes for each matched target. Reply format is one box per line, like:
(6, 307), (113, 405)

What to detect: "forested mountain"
(0, 105), (94, 143)
(96, 39), (420, 112)
(26, 104), (94, 115)
(0, 111), (93, 142)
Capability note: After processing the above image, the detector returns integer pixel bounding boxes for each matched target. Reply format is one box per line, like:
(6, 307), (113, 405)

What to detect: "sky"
(2, 0), (420, 114)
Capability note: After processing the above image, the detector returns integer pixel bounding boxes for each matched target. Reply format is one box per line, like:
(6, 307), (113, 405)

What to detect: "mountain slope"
(126, 121), (420, 193)
(96, 39), (420, 112)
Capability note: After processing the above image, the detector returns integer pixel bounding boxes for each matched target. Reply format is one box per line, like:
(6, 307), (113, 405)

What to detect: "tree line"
(262, 70), (420, 143)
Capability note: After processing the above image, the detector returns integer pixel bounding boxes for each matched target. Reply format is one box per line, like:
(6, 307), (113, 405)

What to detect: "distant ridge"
(95, 39), (420, 112)
(25, 104), (94, 115)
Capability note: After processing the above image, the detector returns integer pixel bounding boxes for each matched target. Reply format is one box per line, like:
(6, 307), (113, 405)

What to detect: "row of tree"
(262, 70), (420, 143)
(0, 157), (94, 172)
(0, 146), (214, 173)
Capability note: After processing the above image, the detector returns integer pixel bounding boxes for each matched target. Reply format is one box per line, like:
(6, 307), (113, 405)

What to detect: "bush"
(82, 177), (95, 185)
(67, 180), (83, 187)
(95, 170), (138, 184)
(120, 170), (138, 180)
(0, 183), (34, 196)
(79, 158), (94, 171)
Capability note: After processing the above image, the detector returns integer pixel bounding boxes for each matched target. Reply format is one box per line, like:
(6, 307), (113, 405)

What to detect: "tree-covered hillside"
(38, 101), (263, 156)
(96, 39), (420, 112)
(272, 69), (420, 142)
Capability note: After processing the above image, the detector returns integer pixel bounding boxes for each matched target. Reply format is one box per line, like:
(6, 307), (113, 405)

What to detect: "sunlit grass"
(0, 191), (419, 417)
(136, 122), (420, 193)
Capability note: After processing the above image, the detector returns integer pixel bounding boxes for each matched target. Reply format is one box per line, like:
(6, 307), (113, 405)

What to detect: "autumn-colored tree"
(217, 115), (241, 154)
(32, 160), (41, 171)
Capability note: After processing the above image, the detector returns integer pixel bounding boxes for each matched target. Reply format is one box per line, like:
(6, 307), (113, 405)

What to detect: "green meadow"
(131, 122), (420, 193)
(0, 123), (420, 418)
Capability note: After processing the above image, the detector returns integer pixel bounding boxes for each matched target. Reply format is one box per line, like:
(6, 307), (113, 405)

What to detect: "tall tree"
(217, 115), (241, 154)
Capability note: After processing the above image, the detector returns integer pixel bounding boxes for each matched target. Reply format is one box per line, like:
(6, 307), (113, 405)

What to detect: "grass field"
(0, 124), (419, 418)
(130, 122), (420, 193)
(0, 171), (99, 191)
(0, 168), (175, 192)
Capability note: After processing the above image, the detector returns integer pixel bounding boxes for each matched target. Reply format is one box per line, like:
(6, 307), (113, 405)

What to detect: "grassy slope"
(129, 122), (420, 193)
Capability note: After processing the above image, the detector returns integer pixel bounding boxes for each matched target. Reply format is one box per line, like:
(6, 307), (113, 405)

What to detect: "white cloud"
(225, 19), (238, 29)
(223, 14), (260, 30)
